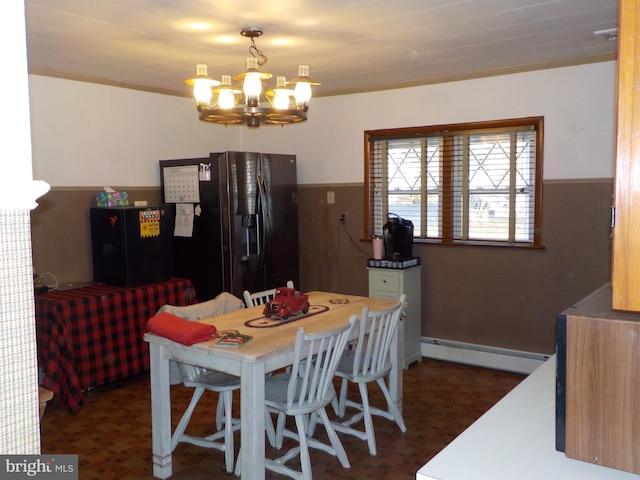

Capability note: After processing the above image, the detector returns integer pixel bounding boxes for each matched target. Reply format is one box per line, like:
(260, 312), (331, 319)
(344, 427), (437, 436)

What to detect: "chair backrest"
(287, 315), (357, 409)
(156, 292), (245, 384)
(178, 363), (207, 382)
(158, 292), (245, 319)
(243, 280), (294, 308)
(350, 294), (406, 378)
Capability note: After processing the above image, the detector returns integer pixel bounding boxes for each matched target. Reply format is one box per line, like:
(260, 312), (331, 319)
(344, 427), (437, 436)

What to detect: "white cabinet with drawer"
(368, 265), (422, 368)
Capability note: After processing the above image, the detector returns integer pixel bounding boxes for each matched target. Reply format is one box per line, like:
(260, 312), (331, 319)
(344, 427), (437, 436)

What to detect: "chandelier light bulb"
(243, 57), (262, 107)
(273, 76), (291, 109)
(294, 81), (311, 108)
(293, 65), (313, 111)
(193, 64), (213, 107)
(218, 75), (236, 109)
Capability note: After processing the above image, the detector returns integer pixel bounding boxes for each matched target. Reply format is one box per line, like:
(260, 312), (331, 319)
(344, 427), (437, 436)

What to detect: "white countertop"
(417, 356), (640, 480)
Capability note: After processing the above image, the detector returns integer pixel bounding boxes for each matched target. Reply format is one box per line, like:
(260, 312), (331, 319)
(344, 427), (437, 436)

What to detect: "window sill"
(414, 238), (546, 250)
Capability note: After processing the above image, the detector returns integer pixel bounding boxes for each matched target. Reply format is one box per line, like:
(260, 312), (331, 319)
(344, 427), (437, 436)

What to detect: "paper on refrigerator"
(174, 203), (194, 237)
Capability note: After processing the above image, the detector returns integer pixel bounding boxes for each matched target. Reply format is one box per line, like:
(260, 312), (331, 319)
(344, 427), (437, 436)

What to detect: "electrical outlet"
(327, 191), (335, 204)
(340, 211), (349, 223)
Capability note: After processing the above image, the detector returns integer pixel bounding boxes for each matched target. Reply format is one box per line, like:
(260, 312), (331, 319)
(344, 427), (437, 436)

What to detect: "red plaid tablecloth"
(35, 278), (197, 412)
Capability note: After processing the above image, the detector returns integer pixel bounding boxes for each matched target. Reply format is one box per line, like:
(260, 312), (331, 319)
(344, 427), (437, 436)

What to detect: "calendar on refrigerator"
(161, 165), (200, 203)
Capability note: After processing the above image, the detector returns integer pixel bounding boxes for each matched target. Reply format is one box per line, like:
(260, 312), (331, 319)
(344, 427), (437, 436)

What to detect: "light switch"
(327, 191), (335, 204)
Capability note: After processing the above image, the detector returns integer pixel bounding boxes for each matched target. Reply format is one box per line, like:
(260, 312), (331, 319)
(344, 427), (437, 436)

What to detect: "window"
(365, 117), (543, 247)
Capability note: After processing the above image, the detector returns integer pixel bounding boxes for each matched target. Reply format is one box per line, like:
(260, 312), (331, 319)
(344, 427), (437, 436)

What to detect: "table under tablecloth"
(35, 278), (197, 412)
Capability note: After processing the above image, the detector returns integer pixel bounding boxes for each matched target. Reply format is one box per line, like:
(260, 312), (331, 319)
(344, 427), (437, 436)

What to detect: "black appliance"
(90, 205), (174, 287)
(159, 151), (299, 301)
(383, 213), (414, 259)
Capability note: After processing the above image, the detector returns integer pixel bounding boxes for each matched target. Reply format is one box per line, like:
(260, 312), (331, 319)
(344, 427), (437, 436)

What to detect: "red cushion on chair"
(146, 312), (217, 346)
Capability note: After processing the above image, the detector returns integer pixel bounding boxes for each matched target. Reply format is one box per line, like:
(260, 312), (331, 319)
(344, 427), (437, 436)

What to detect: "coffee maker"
(382, 213), (414, 260)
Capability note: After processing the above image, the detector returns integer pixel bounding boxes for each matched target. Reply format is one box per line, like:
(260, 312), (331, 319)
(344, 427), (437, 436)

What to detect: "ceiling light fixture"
(185, 27), (320, 128)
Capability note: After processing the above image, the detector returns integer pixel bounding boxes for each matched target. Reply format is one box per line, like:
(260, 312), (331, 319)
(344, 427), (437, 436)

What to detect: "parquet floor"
(40, 358), (525, 479)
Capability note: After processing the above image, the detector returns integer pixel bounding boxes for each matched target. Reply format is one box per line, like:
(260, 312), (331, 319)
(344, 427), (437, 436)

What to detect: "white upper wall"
(29, 61), (616, 187)
(242, 61), (617, 183)
(28, 76), (242, 187)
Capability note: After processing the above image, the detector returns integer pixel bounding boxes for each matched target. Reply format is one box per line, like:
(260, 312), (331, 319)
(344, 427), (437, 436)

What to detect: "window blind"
(366, 118), (542, 247)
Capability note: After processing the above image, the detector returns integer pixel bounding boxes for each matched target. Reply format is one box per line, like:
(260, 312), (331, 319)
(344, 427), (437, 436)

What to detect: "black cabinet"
(90, 205), (173, 287)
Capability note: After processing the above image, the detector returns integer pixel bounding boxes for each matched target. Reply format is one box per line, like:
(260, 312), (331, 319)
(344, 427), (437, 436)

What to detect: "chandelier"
(185, 27), (320, 128)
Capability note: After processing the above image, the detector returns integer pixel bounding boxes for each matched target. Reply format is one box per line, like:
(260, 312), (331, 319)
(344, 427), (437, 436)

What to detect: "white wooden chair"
(171, 364), (240, 473)
(242, 280), (294, 308)
(331, 295), (407, 456)
(156, 293), (245, 473)
(263, 315), (357, 480)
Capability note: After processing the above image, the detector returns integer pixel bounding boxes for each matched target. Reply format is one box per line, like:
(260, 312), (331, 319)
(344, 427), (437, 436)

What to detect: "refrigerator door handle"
(257, 173), (271, 265)
(255, 211), (261, 258)
(245, 223), (252, 257)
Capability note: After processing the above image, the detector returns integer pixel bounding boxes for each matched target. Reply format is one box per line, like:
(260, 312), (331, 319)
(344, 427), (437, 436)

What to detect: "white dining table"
(144, 291), (401, 480)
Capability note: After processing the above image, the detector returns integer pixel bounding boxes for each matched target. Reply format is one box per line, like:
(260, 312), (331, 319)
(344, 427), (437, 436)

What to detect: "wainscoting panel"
(30, 187), (161, 285)
(31, 180), (612, 355)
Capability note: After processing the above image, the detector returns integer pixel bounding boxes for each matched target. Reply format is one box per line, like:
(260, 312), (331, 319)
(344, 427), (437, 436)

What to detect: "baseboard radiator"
(421, 337), (550, 375)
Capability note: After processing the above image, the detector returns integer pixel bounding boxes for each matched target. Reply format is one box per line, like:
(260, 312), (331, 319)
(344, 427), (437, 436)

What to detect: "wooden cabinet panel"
(562, 285), (640, 474)
(612, 0), (640, 311)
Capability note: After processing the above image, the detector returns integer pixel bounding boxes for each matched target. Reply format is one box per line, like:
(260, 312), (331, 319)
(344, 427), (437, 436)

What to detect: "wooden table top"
(145, 291), (398, 366)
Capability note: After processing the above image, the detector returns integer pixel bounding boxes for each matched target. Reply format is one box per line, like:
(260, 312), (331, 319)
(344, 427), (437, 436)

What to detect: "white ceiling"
(24, 0), (619, 99)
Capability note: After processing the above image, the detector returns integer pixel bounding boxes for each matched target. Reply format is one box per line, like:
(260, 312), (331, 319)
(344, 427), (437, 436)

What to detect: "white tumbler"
(372, 235), (384, 259)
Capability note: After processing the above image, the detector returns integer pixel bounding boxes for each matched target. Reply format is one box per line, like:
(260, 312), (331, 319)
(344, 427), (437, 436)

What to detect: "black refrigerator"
(159, 151), (299, 301)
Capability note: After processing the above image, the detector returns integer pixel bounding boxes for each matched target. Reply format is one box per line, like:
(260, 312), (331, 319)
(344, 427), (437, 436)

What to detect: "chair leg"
(216, 393), (225, 430)
(275, 411), (287, 449)
(294, 414), (313, 480)
(377, 377), (407, 432)
(234, 448), (242, 477)
(265, 409), (277, 447)
(171, 387), (205, 451)
(334, 378), (348, 417)
(222, 390), (235, 474)
(317, 407), (350, 469)
(307, 411), (319, 437)
(358, 382), (377, 456)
